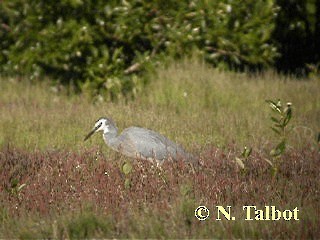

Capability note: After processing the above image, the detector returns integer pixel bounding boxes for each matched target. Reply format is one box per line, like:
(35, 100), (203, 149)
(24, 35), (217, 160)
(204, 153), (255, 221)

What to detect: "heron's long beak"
(84, 129), (95, 141)
(84, 124), (101, 141)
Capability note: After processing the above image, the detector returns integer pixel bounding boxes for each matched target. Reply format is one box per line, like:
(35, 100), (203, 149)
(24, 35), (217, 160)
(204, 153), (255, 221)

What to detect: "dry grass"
(0, 59), (319, 238)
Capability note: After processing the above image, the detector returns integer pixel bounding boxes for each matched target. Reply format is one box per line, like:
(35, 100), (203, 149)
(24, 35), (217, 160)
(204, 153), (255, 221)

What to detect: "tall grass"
(0, 58), (319, 238)
(1, 59), (318, 152)
(142, 59), (319, 149)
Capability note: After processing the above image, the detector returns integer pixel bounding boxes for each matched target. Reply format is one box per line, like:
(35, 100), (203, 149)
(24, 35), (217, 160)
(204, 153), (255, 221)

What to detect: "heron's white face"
(94, 118), (109, 132)
(84, 118), (110, 141)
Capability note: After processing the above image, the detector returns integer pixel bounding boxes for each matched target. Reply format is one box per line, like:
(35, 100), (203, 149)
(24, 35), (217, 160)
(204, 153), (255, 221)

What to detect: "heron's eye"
(95, 121), (102, 128)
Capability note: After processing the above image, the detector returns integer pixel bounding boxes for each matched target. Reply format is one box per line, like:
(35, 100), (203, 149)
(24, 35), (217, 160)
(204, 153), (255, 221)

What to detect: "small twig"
(123, 38), (166, 75)
(124, 62), (142, 74)
(205, 46), (245, 61)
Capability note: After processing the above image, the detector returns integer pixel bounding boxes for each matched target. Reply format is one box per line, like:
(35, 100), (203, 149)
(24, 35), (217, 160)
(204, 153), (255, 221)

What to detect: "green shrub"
(67, 211), (113, 239)
(273, 0), (320, 75)
(0, 0), (278, 98)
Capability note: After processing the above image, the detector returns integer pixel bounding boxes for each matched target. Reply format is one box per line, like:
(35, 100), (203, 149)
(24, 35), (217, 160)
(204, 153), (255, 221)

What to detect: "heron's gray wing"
(116, 127), (188, 161)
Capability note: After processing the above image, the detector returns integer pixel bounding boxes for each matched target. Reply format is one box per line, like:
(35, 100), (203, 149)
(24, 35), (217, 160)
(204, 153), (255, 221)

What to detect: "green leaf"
(11, 179), (19, 188)
(265, 99), (276, 107)
(271, 127), (281, 135)
(241, 147), (252, 158)
(275, 123), (283, 128)
(124, 178), (131, 189)
(270, 149), (277, 156)
(265, 99), (276, 105)
(266, 100), (281, 113)
(122, 162), (132, 175)
(270, 116), (279, 123)
(270, 140), (286, 157)
(271, 166), (278, 177)
(276, 139), (286, 152)
(273, 106), (281, 113)
(276, 99), (282, 109)
(283, 106), (292, 126)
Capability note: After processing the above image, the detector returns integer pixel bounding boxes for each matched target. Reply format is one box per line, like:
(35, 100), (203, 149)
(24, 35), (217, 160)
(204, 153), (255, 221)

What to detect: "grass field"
(0, 59), (319, 238)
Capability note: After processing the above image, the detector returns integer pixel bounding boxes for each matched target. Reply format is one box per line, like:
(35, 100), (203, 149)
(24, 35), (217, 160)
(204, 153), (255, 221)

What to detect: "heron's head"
(84, 117), (115, 141)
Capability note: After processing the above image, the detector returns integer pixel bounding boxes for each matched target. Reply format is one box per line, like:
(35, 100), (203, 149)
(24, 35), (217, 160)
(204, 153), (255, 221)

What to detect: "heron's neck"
(102, 126), (118, 146)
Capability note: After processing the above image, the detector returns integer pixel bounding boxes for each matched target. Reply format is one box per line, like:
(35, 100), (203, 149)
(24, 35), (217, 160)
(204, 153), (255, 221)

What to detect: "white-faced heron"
(84, 117), (194, 163)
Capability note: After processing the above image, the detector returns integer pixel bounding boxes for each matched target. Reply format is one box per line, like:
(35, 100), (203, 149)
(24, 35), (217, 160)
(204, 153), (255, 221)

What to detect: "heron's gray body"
(85, 118), (194, 163)
(106, 126), (190, 162)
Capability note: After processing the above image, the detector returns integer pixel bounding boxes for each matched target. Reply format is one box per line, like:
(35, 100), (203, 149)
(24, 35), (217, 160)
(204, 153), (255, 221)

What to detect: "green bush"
(273, 0), (320, 75)
(0, 0), (278, 98)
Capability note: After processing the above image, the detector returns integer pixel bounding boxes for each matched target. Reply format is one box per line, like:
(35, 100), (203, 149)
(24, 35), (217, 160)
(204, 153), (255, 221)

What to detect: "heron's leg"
(188, 161), (196, 174)
(135, 152), (146, 169)
(152, 162), (168, 186)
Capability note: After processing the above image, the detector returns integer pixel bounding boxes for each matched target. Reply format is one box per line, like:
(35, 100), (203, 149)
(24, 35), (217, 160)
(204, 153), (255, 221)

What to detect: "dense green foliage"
(274, 0), (320, 74)
(0, 0), (278, 98)
(1, 0), (319, 97)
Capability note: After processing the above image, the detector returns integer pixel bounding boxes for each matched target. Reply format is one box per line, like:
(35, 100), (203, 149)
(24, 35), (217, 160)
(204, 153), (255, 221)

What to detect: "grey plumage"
(84, 117), (194, 163)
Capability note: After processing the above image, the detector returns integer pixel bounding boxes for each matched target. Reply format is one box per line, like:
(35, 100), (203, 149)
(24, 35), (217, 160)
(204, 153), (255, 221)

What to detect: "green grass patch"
(1, 59), (318, 152)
